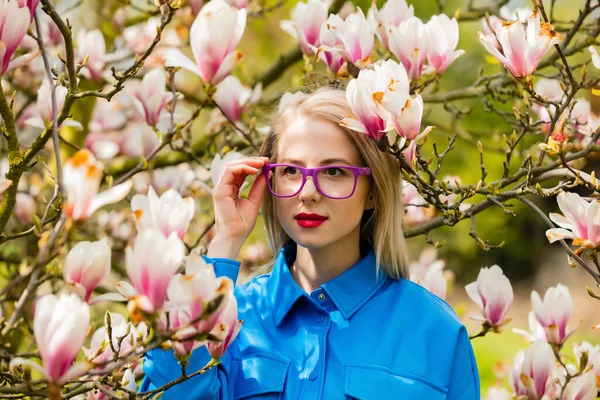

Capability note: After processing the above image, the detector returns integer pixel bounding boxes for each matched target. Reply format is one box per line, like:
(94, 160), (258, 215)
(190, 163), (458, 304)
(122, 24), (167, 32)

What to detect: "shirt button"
(314, 313), (326, 323)
(309, 370), (319, 381)
(317, 293), (326, 301)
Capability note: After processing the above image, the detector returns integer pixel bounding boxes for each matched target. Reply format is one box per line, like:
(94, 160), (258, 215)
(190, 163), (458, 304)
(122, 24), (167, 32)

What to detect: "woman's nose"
(299, 176), (321, 202)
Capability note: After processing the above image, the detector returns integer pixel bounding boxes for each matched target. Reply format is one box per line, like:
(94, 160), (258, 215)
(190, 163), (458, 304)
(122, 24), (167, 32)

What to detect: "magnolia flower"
(24, 78), (83, 130)
(513, 310), (547, 342)
(213, 75), (262, 122)
(17, 0), (39, 20)
(380, 92), (434, 141)
(131, 186), (195, 240)
(189, 0), (203, 14)
(316, 14), (346, 75)
(590, 46), (600, 69)
(479, 11), (561, 78)
(531, 284), (577, 345)
(367, 0), (414, 51)
(465, 265), (513, 329)
(77, 29), (107, 81)
(120, 123), (159, 158)
(151, 164), (197, 194)
(280, 0), (329, 56)
(10, 293), (90, 384)
(132, 69), (173, 126)
(573, 341), (600, 382)
(341, 59), (409, 141)
(123, 17), (161, 54)
(14, 192), (35, 224)
(563, 371), (597, 400)
(425, 14), (464, 74)
(510, 340), (556, 399)
(320, 8), (374, 69)
(207, 290), (243, 359)
(402, 181), (434, 226)
(85, 131), (121, 160)
(532, 78), (563, 132)
(0, 0), (33, 75)
(163, 254), (232, 355)
(163, 0), (246, 85)
(411, 261), (447, 299)
(64, 238), (111, 302)
(389, 16), (429, 80)
(125, 229), (185, 314)
(546, 191), (600, 250)
(62, 150), (132, 220)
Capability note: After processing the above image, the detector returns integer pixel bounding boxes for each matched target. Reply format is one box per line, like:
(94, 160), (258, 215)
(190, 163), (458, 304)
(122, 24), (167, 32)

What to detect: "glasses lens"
(269, 166), (356, 198)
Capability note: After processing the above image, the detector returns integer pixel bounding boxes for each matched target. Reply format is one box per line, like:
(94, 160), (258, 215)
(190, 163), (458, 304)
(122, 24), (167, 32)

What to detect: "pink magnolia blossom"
(465, 265), (513, 328)
(513, 310), (547, 342)
(162, 253), (232, 355)
(30, 293), (90, 383)
(0, 0), (33, 75)
(531, 284), (577, 345)
(388, 16), (429, 80)
(380, 91), (434, 141)
(132, 69), (174, 126)
(125, 229), (185, 313)
(319, 8), (374, 69)
(510, 340), (556, 400)
(124, 17), (161, 54)
(64, 238), (111, 302)
(163, 0), (246, 85)
(119, 122), (159, 158)
(131, 185), (195, 240)
(367, 0), (413, 51)
(402, 180), (433, 226)
(189, 0), (203, 14)
(484, 387), (512, 400)
(410, 260), (447, 299)
(280, 0), (328, 56)
(573, 341), (600, 384)
(17, 0), (39, 20)
(14, 192), (36, 224)
(563, 371), (597, 400)
(213, 75), (262, 122)
(24, 78), (83, 130)
(479, 11), (561, 78)
(316, 14), (346, 75)
(590, 46), (600, 69)
(77, 29), (107, 81)
(207, 290), (243, 359)
(425, 14), (464, 74)
(546, 191), (600, 250)
(341, 59), (408, 141)
(62, 150), (133, 220)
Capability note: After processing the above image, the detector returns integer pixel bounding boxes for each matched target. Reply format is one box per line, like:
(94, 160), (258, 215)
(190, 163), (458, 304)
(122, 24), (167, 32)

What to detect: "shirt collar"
(267, 244), (388, 326)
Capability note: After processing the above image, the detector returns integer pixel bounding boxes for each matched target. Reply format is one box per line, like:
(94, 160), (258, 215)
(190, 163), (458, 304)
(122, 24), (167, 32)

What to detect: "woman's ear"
(364, 192), (375, 211)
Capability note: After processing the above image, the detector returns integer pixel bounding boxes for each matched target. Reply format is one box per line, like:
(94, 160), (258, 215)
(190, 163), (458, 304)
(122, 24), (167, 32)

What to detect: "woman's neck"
(289, 237), (362, 293)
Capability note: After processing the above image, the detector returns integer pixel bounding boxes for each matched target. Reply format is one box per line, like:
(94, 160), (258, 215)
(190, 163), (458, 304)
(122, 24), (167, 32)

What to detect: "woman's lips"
(296, 219), (327, 228)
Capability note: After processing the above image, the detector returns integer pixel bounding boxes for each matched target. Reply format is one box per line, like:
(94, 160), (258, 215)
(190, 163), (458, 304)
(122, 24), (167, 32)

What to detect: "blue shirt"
(140, 244), (480, 399)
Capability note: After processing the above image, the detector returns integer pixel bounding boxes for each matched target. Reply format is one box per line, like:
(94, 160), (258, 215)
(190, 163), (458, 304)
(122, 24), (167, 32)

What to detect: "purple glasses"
(262, 163), (372, 199)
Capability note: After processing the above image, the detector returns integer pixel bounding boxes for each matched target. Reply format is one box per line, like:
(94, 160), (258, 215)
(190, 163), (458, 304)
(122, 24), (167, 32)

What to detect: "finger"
(224, 158), (269, 168)
(246, 173), (268, 207)
(219, 164), (259, 191)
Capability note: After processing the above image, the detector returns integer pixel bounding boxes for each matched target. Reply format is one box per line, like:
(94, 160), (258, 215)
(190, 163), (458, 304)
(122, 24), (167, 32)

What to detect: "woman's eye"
(325, 168), (343, 176)
(283, 167), (299, 175)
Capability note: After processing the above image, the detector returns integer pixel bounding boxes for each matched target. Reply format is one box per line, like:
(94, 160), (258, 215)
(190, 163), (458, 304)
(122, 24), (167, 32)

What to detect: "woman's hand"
(207, 156), (270, 260)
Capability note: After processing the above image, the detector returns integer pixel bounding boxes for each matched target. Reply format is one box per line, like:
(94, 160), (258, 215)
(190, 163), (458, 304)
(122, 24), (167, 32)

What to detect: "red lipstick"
(295, 213), (328, 228)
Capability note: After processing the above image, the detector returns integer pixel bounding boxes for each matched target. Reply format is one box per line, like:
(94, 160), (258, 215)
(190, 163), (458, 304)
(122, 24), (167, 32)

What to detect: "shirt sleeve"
(138, 256), (241, 399)
(446, 325), (481, 400)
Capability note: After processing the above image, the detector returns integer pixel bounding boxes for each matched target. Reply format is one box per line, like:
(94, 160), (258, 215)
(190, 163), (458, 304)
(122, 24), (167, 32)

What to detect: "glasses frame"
(262, 163), (372, 200)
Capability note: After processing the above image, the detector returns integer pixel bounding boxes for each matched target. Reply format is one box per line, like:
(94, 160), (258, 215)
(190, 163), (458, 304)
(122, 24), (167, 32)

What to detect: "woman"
(140, 88), (480, 399)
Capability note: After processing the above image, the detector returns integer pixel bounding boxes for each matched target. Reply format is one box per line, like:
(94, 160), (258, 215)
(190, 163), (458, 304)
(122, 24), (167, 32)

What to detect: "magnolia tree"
(0, 0), (599, 398)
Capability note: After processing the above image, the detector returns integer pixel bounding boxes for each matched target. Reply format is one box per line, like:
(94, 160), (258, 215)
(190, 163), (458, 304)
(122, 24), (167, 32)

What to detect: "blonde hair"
(255, 87), (410, 279)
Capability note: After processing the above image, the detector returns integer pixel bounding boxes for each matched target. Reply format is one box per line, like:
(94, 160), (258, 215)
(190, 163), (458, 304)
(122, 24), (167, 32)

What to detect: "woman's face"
(274, 114), (375, 250)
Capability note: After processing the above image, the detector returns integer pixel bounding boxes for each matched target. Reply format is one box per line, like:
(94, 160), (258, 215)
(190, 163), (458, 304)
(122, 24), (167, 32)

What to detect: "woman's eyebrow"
(279, 158), (353, 166)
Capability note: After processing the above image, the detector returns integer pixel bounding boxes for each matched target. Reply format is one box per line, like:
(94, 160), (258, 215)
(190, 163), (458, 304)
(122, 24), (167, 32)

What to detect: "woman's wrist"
(206, 235), (245, 260)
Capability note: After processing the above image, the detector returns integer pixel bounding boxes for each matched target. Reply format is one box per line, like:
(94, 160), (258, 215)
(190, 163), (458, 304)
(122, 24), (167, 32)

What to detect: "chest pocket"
(232, 354), (289, 399)
(344, 365), (447, 400)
